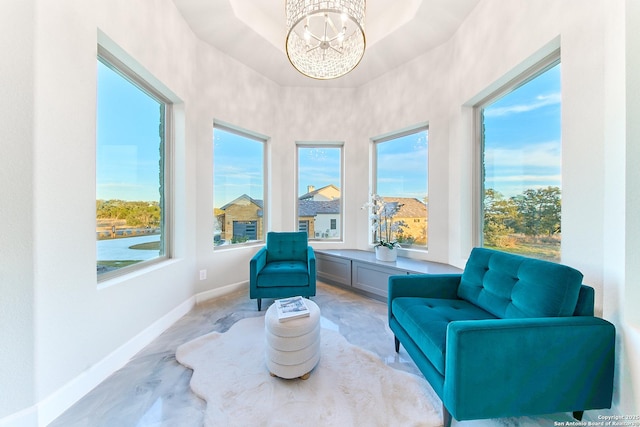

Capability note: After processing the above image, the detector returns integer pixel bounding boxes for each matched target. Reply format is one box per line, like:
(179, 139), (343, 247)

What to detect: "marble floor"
(50, 282), (600, 427)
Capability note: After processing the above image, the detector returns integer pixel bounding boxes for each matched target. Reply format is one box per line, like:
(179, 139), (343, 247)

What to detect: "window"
(373, 127), (429, 250)
(477, 57), (561, 261)
(213, 125), (266, 246)
(296, 144), (343, 240)
(96, 51), (171, 278)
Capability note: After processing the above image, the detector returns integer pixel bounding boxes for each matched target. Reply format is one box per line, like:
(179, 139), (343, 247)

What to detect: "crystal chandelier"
(285, 0), (366, 80)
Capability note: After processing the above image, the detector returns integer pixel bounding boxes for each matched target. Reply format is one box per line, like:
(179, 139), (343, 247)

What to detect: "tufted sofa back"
(458, 247), (584, 318)
(265, 231), (309, 263)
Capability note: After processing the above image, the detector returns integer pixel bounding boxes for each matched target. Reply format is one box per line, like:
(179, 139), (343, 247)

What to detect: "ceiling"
(171, 0), (481, 88)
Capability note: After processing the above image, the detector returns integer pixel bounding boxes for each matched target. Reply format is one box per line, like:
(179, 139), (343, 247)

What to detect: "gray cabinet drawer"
(351, 261), (408, 298)
(316, 253), (351, 286)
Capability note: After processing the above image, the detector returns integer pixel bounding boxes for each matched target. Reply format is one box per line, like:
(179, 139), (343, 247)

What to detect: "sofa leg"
(573, 411), (584, 421)
(442, 404), (452, 427)
(257, 299), (262, 311)
(394, 336), (400, 353)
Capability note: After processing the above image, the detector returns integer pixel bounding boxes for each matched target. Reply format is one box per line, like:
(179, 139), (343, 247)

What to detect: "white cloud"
(484, 140), (561, 197)
(484, 93), (561, 117)
(488, 174), (562, 183)
(485, 140), (561, 168)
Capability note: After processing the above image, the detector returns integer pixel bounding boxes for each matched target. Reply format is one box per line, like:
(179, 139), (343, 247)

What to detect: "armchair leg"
(394, 336), (400, 353)
(573, 411), (584, 421)
(442, 404), (452, 427)
(257, 299), (262, 311)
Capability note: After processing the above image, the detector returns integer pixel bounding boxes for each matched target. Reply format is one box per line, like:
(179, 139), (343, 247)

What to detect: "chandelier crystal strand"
(286, 0), (366, 80)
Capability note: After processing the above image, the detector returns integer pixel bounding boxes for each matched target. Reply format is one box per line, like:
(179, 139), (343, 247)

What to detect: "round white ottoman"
(265, 299), (321, 379)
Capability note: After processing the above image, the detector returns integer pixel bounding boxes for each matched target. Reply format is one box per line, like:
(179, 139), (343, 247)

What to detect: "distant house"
(299, 184), (340, 201)
(298, 198), (341, 238)
(220, 194), (263, 242)
(297, 185), (341, 238)
(382, 197), (428, 245)
(216, 190), (426, 244)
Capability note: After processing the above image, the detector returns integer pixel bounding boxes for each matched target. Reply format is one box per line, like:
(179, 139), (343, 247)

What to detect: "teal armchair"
(388, 248), (615, 426)
(250, 231), (316, 311)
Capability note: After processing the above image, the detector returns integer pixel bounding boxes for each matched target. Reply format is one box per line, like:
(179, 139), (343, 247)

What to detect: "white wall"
(1, 0), (201, 424)
(622, 0), (640, 414)
(1, 0), (637, 424)
(193, 37), (280, 295)
(0, 1), (37, 422)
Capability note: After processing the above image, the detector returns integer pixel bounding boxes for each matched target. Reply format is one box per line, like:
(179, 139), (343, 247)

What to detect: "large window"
(297, 144), (343, 240)
(373, 127), (429, 249)
(478, 57), (561, 261)
(96, 50), (171, 278)
(213, 125), (266, 246)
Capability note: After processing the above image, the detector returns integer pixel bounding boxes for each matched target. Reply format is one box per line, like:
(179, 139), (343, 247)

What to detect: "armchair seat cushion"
(256, 261), (310, 288)
(392, 297), (496, 375)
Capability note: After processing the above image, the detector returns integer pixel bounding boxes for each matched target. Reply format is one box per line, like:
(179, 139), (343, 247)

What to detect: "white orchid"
(361, 194), (406, 249)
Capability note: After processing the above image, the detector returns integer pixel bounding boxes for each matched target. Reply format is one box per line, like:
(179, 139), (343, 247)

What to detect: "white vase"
(375, 246), (398, 262)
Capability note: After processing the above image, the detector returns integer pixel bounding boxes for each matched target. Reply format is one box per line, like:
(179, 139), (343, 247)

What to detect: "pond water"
(97, 235), (161, 261)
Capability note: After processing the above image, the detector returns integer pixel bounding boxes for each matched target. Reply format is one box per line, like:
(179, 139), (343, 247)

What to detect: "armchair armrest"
(249, 247), (267, 290)
(388, 274), (462, 321)
(443, 316), (615, 421)
(307, 246), (316, 286)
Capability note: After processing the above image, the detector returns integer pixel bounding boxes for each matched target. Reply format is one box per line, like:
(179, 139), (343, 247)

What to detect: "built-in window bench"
(315, 249), (462, 301)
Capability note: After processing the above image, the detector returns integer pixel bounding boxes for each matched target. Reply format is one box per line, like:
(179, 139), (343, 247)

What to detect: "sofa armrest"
(249, 247), (267, 290)
(388, 274), (461, 321)
(444, 316), (615, 421)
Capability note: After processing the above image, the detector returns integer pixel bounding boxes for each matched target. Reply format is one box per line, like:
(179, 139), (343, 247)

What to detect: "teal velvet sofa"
(388, 247), (615, 426)
(250, 231), (316, 311)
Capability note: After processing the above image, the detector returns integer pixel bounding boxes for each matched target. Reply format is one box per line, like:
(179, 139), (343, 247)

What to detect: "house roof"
(382, 197), (427, 218)
(298, 199), (341, 216)
(220, 194), (264, 211)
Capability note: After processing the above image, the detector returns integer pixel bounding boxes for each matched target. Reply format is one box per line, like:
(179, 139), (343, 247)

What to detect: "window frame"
(96, 46), (174, 281)
(371, 125), (429, 252)
(295, 141), (344, 242)
(473, 51), (561, 253)
(213, 121), (268, 249)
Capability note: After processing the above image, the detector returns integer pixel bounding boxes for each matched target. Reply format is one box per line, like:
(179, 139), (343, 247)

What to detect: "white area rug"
(176, 316), (441, 427)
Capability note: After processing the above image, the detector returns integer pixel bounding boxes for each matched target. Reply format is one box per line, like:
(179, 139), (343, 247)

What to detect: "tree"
(513, 186), (561, 237)
(96, 200), (161, 228)
(483, 189), (520, 246)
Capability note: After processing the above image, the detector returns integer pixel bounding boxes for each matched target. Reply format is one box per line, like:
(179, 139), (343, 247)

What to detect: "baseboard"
(35, 296), (196, 427)
(195, 280), (247, 304)
(1, 283), (247, 427)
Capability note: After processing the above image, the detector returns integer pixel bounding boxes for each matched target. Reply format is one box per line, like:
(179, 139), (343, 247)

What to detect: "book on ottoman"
(275, 296), (310, 322)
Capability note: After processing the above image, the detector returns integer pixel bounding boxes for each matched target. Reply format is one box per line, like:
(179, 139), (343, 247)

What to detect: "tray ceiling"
(172, 0), (480, 87)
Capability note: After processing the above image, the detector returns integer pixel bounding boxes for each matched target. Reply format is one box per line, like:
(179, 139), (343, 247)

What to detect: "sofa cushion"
(266, 231), (308, 263)
(458, 247), (583, 318)
(392, 297), (496, 375)
(257, 261), (309, 287)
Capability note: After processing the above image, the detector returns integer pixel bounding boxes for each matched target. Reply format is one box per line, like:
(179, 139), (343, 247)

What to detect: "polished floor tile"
(50, 282), (606, 427)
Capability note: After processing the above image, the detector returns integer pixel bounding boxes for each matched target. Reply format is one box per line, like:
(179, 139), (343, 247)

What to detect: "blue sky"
(213, 128), (264, 207)
(376, 130), (428, 200)
(483, 63), (561, 198)
(98, 60), (560, 205)
(96, 60), (164, 202)
(298, 147), (341, 196)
